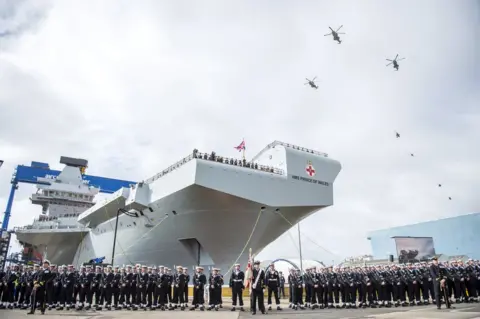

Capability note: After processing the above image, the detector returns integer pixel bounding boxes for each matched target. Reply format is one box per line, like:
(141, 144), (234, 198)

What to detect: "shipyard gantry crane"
(0, 157), (136, 269)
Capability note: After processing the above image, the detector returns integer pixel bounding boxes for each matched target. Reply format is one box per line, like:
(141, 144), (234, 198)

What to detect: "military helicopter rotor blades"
(397, 57), (405, 61)
(312, 76), (317, 81)
(386, 59), (393, 61)
(386, 62), (393, 66)
(336, 25), (343, 32)
(337, 32), (346, 35)
(394, 54), (399, 60)
(328, 26), (334, 32)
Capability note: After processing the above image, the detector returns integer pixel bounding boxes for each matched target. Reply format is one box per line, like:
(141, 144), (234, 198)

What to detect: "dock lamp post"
(111, 208), (139, 266)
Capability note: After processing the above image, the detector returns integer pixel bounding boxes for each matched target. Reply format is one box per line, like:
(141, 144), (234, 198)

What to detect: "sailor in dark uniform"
(173, 265), (187, 310)
(465, 259), (479, 302)
(207, 268), (223, 311)
(430, 257), (451, 310)
(17, 265), (28, 308)
(103, 265), (115, 310)
(229, 263), (245, 311)
(4, 265), (19, 309)
(166, 267), (174, 308)
(27, 260), (55, 315)
(112, 266), (122, 309)
(0, 266), (6, 308)
(58, 264), (75, 310)
(23, 265), (38, 310)
(190, 266), (206, 311)
(146, 266), (157, 310)
(155, 265), (167, 310)
(92, 265), (104, 310)
(279, 271), (285, 299)
(266, 263), (282, 311)
(135, 265), (148, 310)
(182, 267), (190, 307)
(251, 260), (266, 315)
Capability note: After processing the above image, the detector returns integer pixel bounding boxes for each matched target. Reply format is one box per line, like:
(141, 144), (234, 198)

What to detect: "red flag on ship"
(244, 248), (253, 290)
(234, 140), (246, 152)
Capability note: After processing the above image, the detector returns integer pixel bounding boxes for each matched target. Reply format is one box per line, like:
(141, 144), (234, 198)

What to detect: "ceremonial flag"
(234, 140), (246, 152)
(244, 248), (253, 290)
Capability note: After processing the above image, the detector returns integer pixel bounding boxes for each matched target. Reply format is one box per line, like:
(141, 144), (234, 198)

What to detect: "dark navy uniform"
(28, 260), (56, 315)
(430, 257), (451, 309)
(190, 266), (206, 311)
(251, 261), (266, 314)
(229, 264), (245, 310)
(265, 264), (282, 310)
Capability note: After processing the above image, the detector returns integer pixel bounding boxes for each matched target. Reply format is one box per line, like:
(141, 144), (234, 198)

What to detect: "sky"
(0, 0), (479, 265)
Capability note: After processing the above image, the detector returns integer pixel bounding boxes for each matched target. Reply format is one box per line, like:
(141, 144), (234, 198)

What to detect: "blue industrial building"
(367, 213), (480, 260)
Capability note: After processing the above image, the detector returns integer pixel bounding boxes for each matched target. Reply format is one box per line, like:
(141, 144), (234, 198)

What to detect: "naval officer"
(430, 257), (451, 310)
(251, 260), (266, 315)
(28, 260), (54, 315)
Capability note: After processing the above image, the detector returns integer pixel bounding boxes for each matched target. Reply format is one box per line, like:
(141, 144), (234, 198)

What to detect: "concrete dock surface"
(2, 302), (480, 319)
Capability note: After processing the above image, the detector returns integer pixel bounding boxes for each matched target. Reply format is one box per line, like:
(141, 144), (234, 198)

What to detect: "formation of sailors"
(0, 260), (224, 314)
(1, 258), (479, 315)
(287, 258), (480, 310)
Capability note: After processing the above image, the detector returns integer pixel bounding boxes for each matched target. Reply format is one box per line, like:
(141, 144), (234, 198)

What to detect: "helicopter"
(386, 54), (405, 71)
(324, 25), (345, 44)
(304, 77), (319, 89)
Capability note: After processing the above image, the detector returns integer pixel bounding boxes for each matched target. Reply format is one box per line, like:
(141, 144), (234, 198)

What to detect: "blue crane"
(1, 158), (136, 235)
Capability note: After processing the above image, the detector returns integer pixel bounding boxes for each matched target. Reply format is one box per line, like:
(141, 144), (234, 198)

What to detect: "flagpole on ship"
(242, 138), (246, 161)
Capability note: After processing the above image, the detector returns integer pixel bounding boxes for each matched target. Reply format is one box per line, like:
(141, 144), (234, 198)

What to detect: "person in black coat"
(28, 260), (55, 315)
(430, 257), (451, 310)
(251, 261), (266, 315)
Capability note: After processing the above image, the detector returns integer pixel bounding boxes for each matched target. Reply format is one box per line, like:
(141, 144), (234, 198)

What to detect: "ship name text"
(291, 175), (330, 186)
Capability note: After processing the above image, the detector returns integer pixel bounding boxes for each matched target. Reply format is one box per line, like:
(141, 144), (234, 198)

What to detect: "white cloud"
(0, 0), (479, 264)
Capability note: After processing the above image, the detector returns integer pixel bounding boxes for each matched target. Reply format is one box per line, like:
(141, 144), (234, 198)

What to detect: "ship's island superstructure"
(14, 141), (341, 278)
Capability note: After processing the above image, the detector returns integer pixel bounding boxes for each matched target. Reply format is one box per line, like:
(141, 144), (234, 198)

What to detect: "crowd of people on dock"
(1, 257), (479, 315)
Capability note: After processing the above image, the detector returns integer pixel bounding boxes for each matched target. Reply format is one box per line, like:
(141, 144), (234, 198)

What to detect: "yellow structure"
(185, 286), (291, 298)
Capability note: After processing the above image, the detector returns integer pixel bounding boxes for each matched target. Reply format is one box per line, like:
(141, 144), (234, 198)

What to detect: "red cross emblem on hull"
(305, 163), (316, 177)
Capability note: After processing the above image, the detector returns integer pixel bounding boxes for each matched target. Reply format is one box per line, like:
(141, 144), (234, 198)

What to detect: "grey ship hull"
(16, 142), (341, 277)
(74, 186), (323, 272)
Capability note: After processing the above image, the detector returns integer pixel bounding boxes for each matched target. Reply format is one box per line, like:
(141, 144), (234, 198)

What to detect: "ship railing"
(194, 152), (285, 175)
(145, 150), (284, 184)
(13, 224), (87, 231)
(32, 193), (95, 204)
(35, 212), (82, 222)
(251, 140), (329, 162)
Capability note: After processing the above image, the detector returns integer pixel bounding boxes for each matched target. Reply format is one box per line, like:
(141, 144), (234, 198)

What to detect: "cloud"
(0, 0), (479, 264)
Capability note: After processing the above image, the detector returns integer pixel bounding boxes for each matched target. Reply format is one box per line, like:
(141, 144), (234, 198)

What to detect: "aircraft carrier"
(13, 141), (341, 277)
